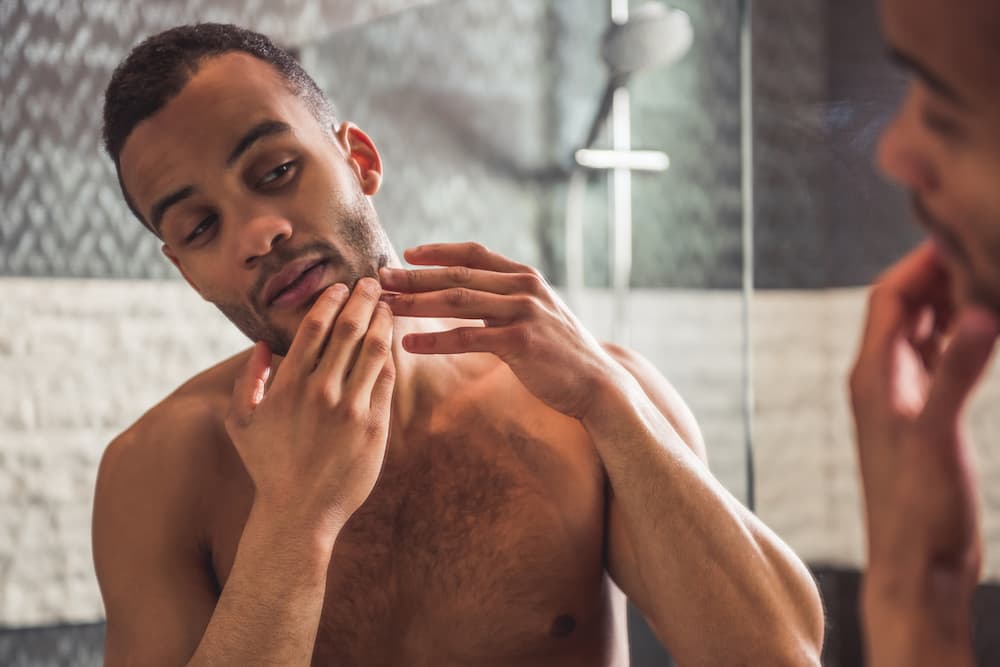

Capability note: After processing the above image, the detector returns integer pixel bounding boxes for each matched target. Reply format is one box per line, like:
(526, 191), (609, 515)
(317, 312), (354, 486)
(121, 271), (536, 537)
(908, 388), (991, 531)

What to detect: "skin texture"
(94, 51), (823, 665)
(851, 1), (1000, 665)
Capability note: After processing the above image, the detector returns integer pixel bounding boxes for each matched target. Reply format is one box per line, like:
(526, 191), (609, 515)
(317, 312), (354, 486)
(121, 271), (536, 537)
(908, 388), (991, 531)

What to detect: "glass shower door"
(298, 3), (752, 664)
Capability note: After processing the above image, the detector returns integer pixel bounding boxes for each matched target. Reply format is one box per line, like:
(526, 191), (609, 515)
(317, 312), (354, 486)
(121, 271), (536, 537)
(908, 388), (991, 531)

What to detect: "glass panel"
(299, 0), (750, 502)
(300, 4), (750, 665)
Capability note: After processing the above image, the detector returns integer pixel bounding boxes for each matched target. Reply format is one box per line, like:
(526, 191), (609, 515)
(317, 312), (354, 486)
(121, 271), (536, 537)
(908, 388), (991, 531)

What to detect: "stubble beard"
(213, 196), (392, 356)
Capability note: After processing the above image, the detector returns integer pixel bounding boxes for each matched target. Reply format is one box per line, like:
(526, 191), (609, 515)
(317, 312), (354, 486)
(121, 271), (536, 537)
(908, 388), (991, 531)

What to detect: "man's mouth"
(264, 259), (330, 309)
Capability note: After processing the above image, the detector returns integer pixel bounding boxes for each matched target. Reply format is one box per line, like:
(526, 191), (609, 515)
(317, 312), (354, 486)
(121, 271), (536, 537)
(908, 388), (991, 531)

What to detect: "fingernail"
(380, 292), (398, 303)
(331, 283), (348, 295)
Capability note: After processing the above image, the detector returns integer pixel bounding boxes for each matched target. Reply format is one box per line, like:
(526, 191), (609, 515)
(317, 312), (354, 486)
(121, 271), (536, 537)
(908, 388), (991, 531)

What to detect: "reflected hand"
(380, 242), (620, 420)
(225, 279), (396, 543)
(849, 242), (999, 661)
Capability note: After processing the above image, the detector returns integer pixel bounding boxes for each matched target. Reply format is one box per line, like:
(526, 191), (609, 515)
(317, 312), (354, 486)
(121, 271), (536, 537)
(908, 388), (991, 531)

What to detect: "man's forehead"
(118, 53), (312, 210)
(881, 0), (1000, 107)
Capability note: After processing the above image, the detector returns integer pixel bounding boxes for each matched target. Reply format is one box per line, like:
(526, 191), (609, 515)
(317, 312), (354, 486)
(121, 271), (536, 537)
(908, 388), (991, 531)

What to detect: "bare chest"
(209, 419), (616, 666)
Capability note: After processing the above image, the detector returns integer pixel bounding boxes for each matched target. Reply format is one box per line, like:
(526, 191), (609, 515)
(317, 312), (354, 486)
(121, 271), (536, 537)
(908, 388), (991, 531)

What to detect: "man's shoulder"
(121, 347), (248, 443)
(97, 348), (251, 502)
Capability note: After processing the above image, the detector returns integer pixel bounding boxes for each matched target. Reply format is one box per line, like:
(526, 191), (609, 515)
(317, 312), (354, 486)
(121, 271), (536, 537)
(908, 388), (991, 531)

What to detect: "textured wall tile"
(3, 0), (749, 290)
(0, 0), (441, 279)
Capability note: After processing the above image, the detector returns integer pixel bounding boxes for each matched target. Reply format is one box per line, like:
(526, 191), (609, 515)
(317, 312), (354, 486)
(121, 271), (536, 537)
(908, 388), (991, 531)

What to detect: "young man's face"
(119, 52), (392, 355)
(878, 0), (1000, 313)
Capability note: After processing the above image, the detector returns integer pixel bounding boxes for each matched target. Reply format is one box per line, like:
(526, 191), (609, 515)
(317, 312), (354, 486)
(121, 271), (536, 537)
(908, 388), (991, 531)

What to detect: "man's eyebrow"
(147, 120), (291, 232)
(150, 185), (195, 232)
(888, 47), (967, 107)
(226, 119), (292, 167)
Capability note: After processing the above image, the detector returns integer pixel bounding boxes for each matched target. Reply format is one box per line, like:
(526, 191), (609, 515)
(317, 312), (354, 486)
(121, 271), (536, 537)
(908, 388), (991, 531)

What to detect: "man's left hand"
(379, 242), (620, 420)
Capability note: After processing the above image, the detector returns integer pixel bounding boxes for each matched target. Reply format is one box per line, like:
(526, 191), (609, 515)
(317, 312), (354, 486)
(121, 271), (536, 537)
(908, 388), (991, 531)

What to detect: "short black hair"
(102, 23), (336, 230)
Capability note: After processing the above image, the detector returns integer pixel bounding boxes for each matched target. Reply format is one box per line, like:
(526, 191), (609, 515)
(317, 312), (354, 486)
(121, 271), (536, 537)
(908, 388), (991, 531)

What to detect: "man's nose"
(876, 90), (939, 193)
(238, 213), (293, 267)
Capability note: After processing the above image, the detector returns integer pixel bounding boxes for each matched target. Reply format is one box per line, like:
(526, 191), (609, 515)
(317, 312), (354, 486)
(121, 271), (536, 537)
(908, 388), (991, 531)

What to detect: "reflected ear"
(162, 244), (207, 301)
(336, 122), (383, 196)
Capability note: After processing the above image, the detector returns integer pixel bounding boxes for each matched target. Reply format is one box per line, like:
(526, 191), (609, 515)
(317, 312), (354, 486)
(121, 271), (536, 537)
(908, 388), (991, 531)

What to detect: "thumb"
(922, 307), (1000, 428)
(228, 342), (273, 428)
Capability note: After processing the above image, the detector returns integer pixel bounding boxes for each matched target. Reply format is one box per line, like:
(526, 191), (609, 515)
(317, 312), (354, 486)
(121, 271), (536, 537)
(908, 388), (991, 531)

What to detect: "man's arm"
(94, 281), (396, 665)
(593, 345), (824, 667)
(380, 242), (824, 666)
(849, 244), (997, 667)
(94, 421), (333, 666)
(94, 423), (219, 665)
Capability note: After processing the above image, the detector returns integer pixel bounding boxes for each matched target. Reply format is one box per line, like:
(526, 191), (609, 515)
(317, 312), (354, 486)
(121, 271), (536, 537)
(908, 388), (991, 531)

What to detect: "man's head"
(878, 0), (1000, 313)
(104, 24), (393, 355)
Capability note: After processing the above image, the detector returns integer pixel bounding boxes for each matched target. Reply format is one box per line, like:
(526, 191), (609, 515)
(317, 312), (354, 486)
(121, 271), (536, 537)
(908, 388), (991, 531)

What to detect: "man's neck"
(387, 315), (492, 431)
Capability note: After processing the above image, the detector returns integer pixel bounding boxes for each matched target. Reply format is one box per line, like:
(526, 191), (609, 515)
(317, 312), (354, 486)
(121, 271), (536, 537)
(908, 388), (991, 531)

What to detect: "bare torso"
(165, 350), (628, 666)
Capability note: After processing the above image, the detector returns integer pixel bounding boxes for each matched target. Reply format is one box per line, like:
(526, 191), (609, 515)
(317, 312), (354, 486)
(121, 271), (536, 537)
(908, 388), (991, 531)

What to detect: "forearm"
(862, 571), (976, 667)
(187, 502), (338, 666)
(584, 371), (824, 665)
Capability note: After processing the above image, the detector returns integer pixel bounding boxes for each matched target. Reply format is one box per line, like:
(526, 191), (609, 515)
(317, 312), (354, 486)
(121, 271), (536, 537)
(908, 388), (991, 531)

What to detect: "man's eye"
(921, 109), (964, 141)
(258, 161), (296, 188)
(185, 214), (218, 243)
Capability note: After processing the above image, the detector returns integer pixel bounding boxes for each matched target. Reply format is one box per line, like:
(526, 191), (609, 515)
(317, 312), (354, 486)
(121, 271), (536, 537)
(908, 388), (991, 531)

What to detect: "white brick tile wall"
(3, 279), (999, 626)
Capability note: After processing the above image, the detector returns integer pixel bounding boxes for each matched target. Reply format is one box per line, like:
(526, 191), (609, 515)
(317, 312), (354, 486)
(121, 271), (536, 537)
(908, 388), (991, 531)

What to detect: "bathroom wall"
(1, 2), (748, 666)
(5, 0), (997, 664)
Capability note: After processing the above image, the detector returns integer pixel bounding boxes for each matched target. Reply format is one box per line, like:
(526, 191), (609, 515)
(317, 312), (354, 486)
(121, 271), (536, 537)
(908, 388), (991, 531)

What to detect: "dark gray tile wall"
(0, 623), (103, 667)
(2, 0), (751, 290)
(752, 0), (922, 288)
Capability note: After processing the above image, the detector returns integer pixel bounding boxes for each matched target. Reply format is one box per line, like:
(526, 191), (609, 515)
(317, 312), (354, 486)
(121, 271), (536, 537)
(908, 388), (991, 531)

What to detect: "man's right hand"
(224, 277), (396, 546)
(850, 243), (999, 666)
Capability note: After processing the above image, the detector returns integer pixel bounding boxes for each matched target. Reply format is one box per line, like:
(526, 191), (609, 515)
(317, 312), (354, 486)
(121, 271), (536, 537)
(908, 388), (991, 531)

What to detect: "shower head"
(601, 3), (693, 80)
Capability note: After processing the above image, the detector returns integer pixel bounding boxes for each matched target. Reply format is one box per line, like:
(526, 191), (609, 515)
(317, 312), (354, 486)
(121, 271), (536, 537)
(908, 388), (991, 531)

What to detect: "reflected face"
(878, 0), (1000, 312)
(119, 52), (392, 355)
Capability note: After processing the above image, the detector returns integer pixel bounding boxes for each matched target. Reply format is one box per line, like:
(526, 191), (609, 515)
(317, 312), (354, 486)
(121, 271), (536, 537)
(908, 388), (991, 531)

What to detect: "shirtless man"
(850, 1), (1000, 666)
(93, 23), (823, 666)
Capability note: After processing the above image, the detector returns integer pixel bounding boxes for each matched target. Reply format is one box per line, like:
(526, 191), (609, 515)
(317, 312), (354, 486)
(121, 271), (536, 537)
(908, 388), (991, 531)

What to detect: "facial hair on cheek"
(336, 188), (393, 277)
(210, 195), (392, 357)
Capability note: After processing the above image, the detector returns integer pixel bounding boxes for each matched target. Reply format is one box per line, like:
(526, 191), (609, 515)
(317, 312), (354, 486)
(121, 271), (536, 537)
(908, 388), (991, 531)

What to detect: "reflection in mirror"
(4, 3), (756, 665)
(750, 0), (1000, 664)
(22, 0), (999, 665)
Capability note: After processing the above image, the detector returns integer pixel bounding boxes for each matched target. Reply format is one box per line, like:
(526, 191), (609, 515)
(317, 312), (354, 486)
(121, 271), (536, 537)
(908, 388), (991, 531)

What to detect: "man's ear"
(162, 244), (207, 300)
(336, 122), (383, 196)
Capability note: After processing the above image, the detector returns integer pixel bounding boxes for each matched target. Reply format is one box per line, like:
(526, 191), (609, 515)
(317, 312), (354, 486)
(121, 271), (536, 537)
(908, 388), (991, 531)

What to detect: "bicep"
(94, 436), (218, 666)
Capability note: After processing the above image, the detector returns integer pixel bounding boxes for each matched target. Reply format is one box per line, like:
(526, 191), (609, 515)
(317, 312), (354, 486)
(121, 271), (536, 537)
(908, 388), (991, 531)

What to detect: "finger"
(859, 243), (948, 359)
(402, 325), (527, 356)
(384, 288), (534, 322)
(878, 241), (950, 305)
(370, 354), (396, 420)
(403, 242), (535, 274)
(379, 265), (544, 296)
(228, 342), (273, 428)
(921, 307), (1000, 430)
(317, 277), (381, 380)
(912, 306), (946, 371)
(346, 302), (395, 399)
(283, 283), (350, 374)
(852, 244), (951, 403)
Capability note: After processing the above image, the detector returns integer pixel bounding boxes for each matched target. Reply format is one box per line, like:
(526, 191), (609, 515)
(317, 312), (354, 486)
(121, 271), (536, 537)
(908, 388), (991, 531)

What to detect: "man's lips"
(263, 258), (328, 308)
